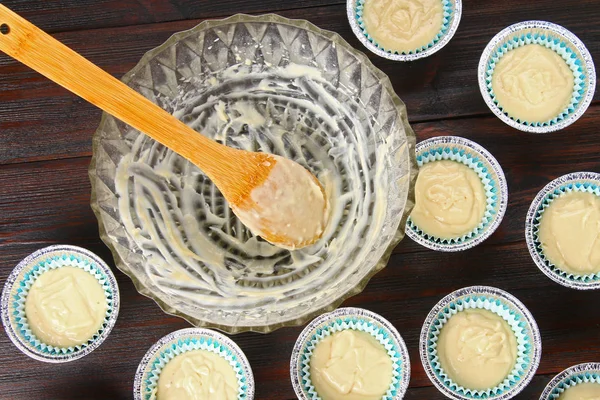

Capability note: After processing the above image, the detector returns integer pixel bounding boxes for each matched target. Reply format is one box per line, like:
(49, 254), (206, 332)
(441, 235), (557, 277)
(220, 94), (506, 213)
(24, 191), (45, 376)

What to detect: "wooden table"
(1, 1), (599, 399)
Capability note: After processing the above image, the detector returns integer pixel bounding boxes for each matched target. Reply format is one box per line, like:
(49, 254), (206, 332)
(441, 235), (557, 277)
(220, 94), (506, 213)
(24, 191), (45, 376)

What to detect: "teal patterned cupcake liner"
(525, 172), (600, 290)
(291, 307), (410, 399)
(540, 363), (600, 399)
(478, 21), (596, 133)
(133, 328), (254, 400)
(420, 286), (542, 400)
(406, 136), (508, 252)
(347, 0), (462, 61)
(1, 245), (120, 363)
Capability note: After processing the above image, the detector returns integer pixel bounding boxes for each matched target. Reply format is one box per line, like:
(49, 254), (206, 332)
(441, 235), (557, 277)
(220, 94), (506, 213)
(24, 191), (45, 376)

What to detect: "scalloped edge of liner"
(300, 318), (404, 399)
(545, 371), (600, 399)
(426, 296), (533, 398)
(143, 336), (250, 400)
(532, 183), (600, 283)
(485, 33), (585, 127)
(12, 254), (115, 356)
(407, 146), (498, 245)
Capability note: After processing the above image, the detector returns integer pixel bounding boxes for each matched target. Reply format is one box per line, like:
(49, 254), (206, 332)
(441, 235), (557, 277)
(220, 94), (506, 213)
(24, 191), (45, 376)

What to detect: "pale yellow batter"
(309, 330), (393, 400)
(157, 349), (238, 400)
(492, 44), (574, 123)
(25, 266), (107, 347)
(230, 154), (329, 250)
(539, 192), (600, 275)
(560, 382), (600, 400)
(410, 160), (486, 239)
(362, 0), (443, 52)
(437, 309), (518, 390)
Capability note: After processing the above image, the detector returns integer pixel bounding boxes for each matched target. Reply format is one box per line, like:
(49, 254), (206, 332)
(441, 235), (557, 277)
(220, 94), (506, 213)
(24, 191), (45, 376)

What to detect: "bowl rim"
(289, 306), (411, 399)
(419, 285), (542, 400)
(0, 244), (120, 363)
(132, 327), (255, 400)
(88, 13), (418, 333)
(477, 20), (596, 133)
(406, 135), (508, 252)
(524, 171), (600, 290)
(346, 0), (463, 61)
(539, 362), (600, 399)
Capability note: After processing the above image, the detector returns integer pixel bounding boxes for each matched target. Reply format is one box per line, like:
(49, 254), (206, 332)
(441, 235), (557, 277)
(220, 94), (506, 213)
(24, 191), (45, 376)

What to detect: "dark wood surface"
(0, 1), (599, 399)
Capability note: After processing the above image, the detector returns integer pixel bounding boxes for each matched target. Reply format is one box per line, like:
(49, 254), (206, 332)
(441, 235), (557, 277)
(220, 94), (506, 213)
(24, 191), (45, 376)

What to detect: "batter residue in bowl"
(113, 61), (397, 321)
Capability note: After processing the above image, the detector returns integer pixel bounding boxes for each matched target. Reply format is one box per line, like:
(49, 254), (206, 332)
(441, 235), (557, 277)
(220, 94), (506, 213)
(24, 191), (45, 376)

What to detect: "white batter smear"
(113, 61), (399, 323)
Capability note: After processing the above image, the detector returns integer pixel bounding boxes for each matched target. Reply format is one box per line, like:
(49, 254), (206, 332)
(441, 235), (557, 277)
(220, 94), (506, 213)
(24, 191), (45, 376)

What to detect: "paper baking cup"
(420, 286), (542, 400)
(0, 245), (120, 363)
(525, 172), (600, 290)
(133, 328), (254, 400)
(478, 21), (596, 133)
(291, 307), (410, 399)
(347, 0), (462, 61)
(540, 363), (600, 399)
(406, 136), (508, 252)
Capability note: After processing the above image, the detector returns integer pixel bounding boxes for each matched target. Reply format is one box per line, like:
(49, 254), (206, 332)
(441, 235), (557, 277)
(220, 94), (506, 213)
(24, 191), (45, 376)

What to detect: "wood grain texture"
(2, 106), (598, 246)
(0, 0), (599, 164)
(0, 0), (339, 33)
(1, 1), (600, 399)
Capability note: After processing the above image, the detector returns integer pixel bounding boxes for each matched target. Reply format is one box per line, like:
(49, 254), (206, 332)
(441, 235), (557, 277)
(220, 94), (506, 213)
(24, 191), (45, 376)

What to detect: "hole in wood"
(0, 24), (9, 35)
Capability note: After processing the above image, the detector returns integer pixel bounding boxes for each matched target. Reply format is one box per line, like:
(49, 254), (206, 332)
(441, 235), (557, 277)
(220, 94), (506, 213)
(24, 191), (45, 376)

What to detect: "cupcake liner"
(540, 363), (600, 399)
(291, 307), (410, 400)
(525, 172), (600, 290)
(406, 136), (508, 252)
(478, 21), (596, 133)
(133, 328), (254, 400)
(347, 0), (462, 61)
(1, 245), (120, 363)
(420, 286), (542, 400)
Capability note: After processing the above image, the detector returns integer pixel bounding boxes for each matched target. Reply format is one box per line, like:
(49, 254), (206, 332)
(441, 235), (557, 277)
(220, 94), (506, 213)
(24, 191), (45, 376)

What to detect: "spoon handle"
(0, 4), (229, 173)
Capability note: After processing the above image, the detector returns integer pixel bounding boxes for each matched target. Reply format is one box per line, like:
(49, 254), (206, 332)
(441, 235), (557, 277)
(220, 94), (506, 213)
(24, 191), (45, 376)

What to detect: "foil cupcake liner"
(347, 0), (462, 61)
(420, 286), (542, 400)
(525, 172), (600, 290)
(540, 363), (600, 399)
(291, 307), (410, 399)
(478, 20), (596, 133)
(133, 328), (255, 400)
(1, 245), (120, 363)
(406, 136), (508, 252)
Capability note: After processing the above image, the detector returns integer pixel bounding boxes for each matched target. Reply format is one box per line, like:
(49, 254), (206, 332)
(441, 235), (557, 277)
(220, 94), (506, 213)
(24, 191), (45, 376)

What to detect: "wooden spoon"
(0, 5), (328, 249)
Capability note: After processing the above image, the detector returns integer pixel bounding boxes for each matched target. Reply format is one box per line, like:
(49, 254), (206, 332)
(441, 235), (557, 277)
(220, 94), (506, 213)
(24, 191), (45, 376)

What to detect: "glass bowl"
(89, 13), (416, 333)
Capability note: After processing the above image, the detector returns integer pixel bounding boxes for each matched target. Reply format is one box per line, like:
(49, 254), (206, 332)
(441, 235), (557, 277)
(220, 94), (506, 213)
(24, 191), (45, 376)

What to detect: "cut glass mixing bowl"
(89, 14), (416, 333)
